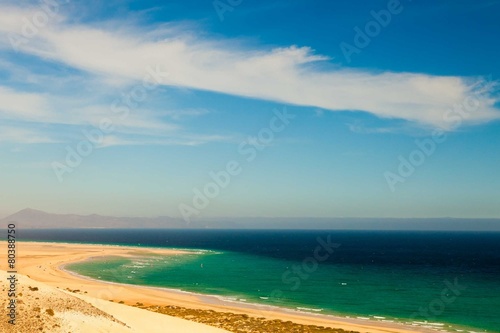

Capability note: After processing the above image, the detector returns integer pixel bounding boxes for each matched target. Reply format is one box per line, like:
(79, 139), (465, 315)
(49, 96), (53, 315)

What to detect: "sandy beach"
(1, 241), (437, 333)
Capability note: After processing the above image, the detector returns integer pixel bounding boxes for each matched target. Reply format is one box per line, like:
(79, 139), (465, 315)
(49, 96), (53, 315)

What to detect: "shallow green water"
(67, 249), (499, 333)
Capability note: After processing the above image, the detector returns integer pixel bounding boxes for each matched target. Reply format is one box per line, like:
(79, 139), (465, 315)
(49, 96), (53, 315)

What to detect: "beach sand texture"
(1, 241), (435, 333)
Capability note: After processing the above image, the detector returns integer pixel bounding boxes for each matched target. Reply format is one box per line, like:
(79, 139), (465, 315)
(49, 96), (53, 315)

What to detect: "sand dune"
(0, 271), (231, 333)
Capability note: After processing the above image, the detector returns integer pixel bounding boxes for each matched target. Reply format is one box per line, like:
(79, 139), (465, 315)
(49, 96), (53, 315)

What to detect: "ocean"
(15, 229), (500, 332)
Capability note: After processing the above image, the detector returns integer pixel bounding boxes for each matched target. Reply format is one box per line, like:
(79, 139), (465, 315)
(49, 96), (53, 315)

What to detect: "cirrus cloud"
(0, 3), (499, 141)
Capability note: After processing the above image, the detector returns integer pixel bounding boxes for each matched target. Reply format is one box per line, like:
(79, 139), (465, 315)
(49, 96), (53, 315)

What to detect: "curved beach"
(2, 241), (440, 333)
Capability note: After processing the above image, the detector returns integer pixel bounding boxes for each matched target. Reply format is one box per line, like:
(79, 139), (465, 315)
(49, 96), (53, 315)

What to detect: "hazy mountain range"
(2, 208), (500, 231)
(1, 208), (187, 229)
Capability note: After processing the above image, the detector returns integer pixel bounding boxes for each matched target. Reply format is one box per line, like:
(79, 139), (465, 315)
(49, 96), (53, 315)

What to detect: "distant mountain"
(2, 208), (500, 230)
(1, 208), (188, 229)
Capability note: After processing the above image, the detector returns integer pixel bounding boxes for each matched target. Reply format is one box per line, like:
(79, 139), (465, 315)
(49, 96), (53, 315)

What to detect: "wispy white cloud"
(0, 84), (227, 146)
(0, 86), (53, 121)
(347, 123), (433, 136)
(99, 133), (232, 147)
(0, 3), (499, 149)
(0, 125), (59, 144)
(160, 108), (210, 120)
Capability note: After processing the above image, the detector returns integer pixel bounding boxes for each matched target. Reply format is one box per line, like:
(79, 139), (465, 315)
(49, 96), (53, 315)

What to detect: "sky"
(0, 0), (499, 220)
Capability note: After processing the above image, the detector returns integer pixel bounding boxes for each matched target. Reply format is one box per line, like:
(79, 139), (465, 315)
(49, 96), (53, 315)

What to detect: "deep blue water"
(12, 229), (500, 332)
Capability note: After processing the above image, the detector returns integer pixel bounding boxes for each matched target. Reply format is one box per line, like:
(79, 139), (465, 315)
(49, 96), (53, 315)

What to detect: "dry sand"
(0, 271), (231, 333)
(0, 241), (435, 333)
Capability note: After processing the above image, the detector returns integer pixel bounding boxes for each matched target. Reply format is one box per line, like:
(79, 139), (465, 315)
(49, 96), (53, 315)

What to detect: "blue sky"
(0, 0), (499, 219)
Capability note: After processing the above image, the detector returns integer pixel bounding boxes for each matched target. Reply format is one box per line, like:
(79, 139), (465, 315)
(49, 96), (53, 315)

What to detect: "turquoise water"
(67, 249), (499, 333)
(20, 229), (499, 333)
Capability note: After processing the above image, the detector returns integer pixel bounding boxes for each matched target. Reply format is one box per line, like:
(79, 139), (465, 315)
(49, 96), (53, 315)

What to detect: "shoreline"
(3, 241), (475, 333)
(60, 264), (449, 332)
